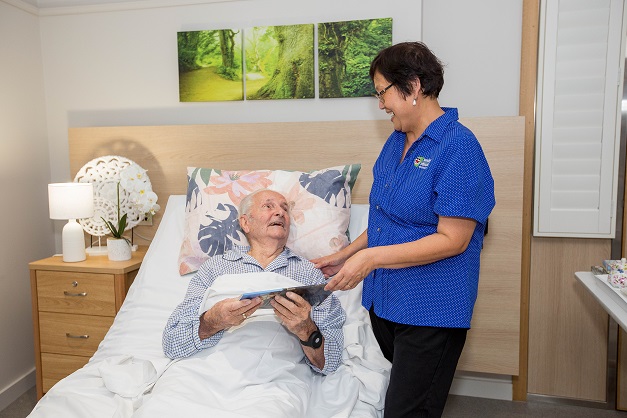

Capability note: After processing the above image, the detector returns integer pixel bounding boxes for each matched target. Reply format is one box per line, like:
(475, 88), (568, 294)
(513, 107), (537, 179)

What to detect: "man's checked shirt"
(162, 246), (346, 374)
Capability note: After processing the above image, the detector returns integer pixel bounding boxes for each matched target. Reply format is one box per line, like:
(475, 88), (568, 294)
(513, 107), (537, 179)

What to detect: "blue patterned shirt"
(163, 246), (345, 374)
(363, 107), (495, 328)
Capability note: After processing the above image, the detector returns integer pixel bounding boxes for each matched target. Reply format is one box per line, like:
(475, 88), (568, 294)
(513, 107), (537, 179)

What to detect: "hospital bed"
(28, 118), (524, 416)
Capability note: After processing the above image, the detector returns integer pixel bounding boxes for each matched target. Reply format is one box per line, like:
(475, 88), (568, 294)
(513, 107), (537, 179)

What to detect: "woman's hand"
(323, 249), (375, 291)
(312, 230), (369, 279)
(311, 251), (349, 278)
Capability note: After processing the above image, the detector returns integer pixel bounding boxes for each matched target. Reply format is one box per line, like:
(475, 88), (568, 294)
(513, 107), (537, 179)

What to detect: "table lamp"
(48, 183), (95, 262)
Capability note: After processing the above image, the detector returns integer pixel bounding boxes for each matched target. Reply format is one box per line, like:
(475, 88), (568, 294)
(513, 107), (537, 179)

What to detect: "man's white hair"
(238, 188), (273, 217)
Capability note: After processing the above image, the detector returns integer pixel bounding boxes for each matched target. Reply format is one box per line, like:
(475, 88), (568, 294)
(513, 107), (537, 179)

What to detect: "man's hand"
(199, 297), (262, 339)
(272, 292), (325, 370)
(271, 292), (317, 341)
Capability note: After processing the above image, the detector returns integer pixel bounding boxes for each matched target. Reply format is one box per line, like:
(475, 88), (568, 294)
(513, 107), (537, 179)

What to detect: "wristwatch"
(300, 329), (323, 349)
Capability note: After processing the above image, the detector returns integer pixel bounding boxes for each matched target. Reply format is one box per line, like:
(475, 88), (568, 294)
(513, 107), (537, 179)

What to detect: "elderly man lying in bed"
(163, 189), (346, 376)
(28, 190), (386, 418)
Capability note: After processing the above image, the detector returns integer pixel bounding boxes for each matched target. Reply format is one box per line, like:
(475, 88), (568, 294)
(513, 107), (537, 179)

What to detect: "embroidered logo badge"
(414, 157), (431, 169)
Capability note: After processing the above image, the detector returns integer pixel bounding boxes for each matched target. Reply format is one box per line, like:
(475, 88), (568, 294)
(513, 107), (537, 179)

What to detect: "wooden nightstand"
(29, 247), (146, 399)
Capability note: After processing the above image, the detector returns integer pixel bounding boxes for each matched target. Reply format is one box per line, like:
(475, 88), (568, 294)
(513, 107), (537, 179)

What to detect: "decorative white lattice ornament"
(73, 155), (156, 237)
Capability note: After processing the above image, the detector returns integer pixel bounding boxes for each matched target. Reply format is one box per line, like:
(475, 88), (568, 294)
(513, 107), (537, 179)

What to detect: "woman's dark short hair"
(369, 42), (444, 100)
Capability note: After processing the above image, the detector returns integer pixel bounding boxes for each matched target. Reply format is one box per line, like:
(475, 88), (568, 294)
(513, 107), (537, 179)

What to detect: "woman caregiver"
(314, 42), (495, 418)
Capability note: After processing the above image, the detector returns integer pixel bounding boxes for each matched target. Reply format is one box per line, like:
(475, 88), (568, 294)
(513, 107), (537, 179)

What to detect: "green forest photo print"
(245, 24), (315, 100)
(318, 18), (392, 98)
(177, 18), (392, 102)
(178, 29), (243, 102)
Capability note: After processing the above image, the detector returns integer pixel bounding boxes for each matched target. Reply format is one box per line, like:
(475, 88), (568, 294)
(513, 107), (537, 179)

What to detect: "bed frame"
(69, 116), (524, 376)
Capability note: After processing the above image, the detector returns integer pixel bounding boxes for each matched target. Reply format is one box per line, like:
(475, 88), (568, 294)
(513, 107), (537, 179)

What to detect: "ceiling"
(16, 0), (238, 12)
(25, 0), (146, 7)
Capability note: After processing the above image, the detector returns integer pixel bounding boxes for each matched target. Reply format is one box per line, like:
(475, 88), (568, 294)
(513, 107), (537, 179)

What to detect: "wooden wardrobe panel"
(528, 237), (610, 401)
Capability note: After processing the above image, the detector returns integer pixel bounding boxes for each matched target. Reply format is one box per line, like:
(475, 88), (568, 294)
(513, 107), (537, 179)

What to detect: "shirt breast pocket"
(387, 165), (438, 227)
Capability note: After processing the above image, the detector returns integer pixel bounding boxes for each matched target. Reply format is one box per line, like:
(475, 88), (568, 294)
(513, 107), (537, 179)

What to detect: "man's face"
(240, 190), (291, 244)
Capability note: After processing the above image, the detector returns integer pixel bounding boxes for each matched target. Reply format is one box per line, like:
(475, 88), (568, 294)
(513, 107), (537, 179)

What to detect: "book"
(240, 283), (332, 309)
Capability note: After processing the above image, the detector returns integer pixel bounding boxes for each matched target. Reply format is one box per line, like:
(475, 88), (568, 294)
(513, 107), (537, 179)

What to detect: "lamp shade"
(48, 183), (94, 263)
(48, 183), (94, 220)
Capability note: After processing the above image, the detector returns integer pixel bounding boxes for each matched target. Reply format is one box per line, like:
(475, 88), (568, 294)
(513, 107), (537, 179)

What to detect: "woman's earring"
(412, 98), (417, 106)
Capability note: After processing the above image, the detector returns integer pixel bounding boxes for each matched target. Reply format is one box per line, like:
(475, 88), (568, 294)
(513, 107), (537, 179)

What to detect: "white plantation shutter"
(534, 0), (626, 238)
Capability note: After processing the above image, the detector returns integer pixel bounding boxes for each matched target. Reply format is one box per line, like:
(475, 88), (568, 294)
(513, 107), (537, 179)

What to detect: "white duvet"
(28, 196), (390, 418)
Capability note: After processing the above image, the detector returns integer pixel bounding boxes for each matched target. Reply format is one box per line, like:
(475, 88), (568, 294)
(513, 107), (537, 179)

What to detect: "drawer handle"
(66, 333), (89, 339)
(64, 291), (87, 297)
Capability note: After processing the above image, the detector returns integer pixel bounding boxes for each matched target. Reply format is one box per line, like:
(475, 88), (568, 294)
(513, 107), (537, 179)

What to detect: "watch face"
(310, 330), (323, 349)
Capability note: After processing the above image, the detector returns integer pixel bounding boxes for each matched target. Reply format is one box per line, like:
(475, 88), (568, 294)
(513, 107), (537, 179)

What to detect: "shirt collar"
(224, 244), (301, 266)
(420, 107), (459, 143)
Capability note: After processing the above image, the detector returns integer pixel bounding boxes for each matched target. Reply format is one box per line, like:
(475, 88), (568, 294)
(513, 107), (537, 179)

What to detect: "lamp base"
(62, 219), (87, 262)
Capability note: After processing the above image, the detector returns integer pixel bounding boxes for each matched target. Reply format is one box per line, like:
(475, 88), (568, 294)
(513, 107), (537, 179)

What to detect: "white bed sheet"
(28, 196), (390, 418)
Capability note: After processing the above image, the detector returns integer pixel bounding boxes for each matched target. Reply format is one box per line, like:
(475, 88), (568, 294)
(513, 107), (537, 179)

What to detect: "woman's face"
(373, 72), (415, 133)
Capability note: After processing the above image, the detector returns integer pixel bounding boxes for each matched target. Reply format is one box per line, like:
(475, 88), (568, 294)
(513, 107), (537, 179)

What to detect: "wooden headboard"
(69, 116), (524, 376)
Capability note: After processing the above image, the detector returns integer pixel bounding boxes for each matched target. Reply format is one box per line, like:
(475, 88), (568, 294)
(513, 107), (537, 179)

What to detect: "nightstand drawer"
(39, 312), (114, 357)
(37, 270), (116, 316)
(41, 353), (90, 393)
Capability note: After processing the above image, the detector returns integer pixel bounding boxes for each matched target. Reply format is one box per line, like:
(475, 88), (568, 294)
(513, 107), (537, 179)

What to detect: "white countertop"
(575, 271), (627, 331)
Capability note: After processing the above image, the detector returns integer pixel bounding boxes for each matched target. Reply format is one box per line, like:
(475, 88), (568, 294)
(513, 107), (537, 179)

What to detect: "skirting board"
(0, 368), (36, 412)
(450, 371), (513, 401)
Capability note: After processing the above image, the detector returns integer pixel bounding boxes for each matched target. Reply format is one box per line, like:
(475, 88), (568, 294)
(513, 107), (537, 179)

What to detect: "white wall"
(0, 1), (52, 410)
(0, 0), (523, 405)
(39, 0), (522, 183)
(422, 0), (522, 117)
(39, 0), (421, 183)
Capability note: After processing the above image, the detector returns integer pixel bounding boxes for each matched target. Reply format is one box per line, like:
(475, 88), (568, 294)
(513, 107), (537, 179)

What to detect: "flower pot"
(107, 238), (131, 261)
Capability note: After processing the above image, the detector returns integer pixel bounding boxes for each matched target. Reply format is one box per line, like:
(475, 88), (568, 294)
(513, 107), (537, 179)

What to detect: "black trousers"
(369, 308), (468, 418)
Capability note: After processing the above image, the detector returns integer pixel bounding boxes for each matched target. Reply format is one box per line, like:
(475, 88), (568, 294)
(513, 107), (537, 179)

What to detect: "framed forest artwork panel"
(177, 29), (243, 102)
(245, 24), (315, 100)
(318, 18), (393, 99)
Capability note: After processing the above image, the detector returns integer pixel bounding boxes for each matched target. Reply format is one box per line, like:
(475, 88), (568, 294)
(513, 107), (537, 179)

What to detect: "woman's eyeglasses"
(373, 83), (394, 103)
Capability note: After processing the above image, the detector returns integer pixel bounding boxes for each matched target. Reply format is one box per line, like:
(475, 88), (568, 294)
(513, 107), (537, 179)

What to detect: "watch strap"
(300, 329), (323, 348)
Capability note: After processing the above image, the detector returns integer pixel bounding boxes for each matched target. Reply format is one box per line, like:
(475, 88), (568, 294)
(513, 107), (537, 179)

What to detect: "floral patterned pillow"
(178, 165), (361, 275)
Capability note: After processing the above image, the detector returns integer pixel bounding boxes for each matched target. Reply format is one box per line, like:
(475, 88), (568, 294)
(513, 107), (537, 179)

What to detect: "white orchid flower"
(103, 165), (159, 235)
(137, 191), (159, 214)
(120, 164), (149, 193)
